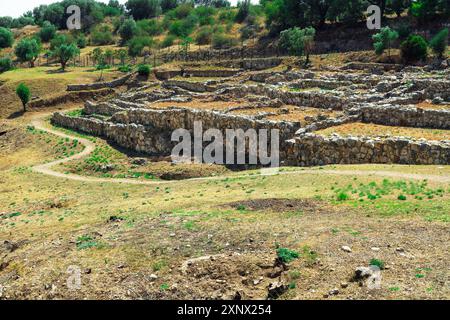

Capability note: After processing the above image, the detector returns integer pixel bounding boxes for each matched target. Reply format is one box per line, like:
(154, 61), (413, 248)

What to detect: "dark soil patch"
(227, 198), (324, 213)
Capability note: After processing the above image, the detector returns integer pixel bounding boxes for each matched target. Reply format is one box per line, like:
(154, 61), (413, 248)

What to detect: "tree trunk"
(22, 103), (27, 112)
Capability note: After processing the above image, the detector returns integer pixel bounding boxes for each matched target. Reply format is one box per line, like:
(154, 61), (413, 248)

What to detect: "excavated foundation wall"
(52, 104), (450, 166)
(52, 108), (299, 158)
(409, 79), (450, 100)
(66, 73), (133, 92)
(28, 88), (114, 108)
(352, 105), (450, 129)
(219, 85), (347, 110)
(284, 134), (450, 166)
(109, 108), (298, 140)
(154, 69), (240, 80)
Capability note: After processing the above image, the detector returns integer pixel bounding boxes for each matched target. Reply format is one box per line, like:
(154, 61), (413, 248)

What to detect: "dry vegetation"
(0, 41), (449, 300)
(0, 67), (123, 118)
(317, 123), (450, 141)
(0, 108), (448, 300)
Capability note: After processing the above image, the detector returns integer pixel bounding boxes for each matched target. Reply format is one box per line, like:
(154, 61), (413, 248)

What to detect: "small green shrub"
(91, 25), (115, 45)
(195, 27), (212, 45)
(38, 21), (57, 42)
(168, 15), (197, 38)
(76, 235), (99, 250)
(137, 64), (151, 77)
(152, 260), (167, 272)
(372, 27), (398, 56)
(136, 19), (163, 36)
(160, 283), (170, 291)
(276, 247), (300, 263)
(218, 9), (236, 23)
(0, 27), (13, 48)
(397, 194), (407, 201)
(369, 258), (385, 269)
(118, 64), (132, 72)
(389, 286), (400, 292)
(396, 23), (412, 39)
(16, 83), (31, 111)
(95, 63), (110, 70)
(173, 3), (194, 19)
(76, 34), (87, 48)
(66, 109), (83, 117)
(302, 245), (318, 265)
(400, 34), (428, 63)
(337, 191), (349, 201)
(429, 28), (449, 58)
(0, 56), (13, 73)
(212, 33), (236, 49)
(161, 34), (176, 48)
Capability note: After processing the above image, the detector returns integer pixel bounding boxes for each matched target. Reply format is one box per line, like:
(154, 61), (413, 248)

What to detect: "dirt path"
(30, 114), (450, 185)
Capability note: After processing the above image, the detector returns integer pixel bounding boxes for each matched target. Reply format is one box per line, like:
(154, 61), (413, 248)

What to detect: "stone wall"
(289, 79), (353, 90)
(66, 73), (133, 92)
(284, 133), (450, 166)
(163, 80), (216, 93)
(216, 58), (282, 70)
(342, 62), (403, 72)
(154, 69), (240, 80)
(83, 101), (125, 116)
(184, 69), (241, 78)
(154, 70), (182, 80)
(52, 107), (300, 156)
(28, 88), (114, 108)
(409, 79), (450, 100)
(53, 103), (450, 167)
(51, 112), (173, 154)
(110, 108), (299, 141)
(220, 85), (347, 110)
(352, 105), (450, 129)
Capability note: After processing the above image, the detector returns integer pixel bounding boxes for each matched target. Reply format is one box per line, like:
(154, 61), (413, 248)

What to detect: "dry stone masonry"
(52, 64), (450, 167)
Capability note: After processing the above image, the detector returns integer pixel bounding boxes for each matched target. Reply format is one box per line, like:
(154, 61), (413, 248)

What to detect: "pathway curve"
(30, 113), (450, 185)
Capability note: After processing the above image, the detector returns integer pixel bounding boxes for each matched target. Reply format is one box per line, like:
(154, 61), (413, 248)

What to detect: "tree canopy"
(50, 34), (80, 70)
(14, 38), (41, 67)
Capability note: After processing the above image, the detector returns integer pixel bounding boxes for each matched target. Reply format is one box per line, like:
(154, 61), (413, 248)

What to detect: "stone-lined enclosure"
(52, 62), (450, 167)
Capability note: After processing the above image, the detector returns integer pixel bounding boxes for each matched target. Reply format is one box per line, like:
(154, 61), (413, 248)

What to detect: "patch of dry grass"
(0, 67), (122, 119)
(317, 123), (450, 141)
(416, 101), (450, 111)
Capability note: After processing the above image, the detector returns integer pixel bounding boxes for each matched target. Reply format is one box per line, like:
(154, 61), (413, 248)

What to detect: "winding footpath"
(30, 113), (450, 185)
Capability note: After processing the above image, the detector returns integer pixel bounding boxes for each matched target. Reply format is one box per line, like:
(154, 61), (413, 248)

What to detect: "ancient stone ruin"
(51, 61), (450, 167)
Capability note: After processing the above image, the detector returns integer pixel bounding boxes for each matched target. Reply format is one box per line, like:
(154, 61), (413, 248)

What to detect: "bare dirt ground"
(0, 110), (448, 300)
